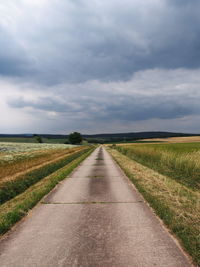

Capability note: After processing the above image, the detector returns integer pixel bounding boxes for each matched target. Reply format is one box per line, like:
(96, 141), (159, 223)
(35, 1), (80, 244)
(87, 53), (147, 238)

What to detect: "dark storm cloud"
(1, 1), (200, 134)
(7, 88), (199, 123)
(97, 97), (195, 122)
(4, 66), (200, 134)
(1, 0), (200, 84)
(0, 27), (33, 76)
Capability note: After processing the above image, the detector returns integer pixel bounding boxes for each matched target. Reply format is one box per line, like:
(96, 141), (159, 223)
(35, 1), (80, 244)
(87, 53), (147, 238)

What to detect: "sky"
(0, 0), (200, 134)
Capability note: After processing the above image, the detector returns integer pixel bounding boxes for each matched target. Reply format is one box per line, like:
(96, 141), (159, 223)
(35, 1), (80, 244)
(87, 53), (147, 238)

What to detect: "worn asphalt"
(0, 146), (193, 266)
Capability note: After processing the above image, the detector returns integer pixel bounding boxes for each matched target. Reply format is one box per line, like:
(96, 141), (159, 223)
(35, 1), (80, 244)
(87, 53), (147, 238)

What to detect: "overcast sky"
(0, 0), (200, 134)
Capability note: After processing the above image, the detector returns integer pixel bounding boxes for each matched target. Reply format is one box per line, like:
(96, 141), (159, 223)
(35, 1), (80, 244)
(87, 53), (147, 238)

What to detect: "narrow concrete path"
(0, 147), (192, 266)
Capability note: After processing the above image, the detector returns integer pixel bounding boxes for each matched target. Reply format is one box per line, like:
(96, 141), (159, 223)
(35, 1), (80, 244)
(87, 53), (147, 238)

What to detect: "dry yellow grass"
(138, 136), (200, 143)
(109, 148), (200, 225)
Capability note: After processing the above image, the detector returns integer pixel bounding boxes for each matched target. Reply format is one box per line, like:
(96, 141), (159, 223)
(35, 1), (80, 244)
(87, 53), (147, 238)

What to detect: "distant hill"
(82, 131), (195, 139)
(82, 131), (196, 143)
(0, 131), (197, 143)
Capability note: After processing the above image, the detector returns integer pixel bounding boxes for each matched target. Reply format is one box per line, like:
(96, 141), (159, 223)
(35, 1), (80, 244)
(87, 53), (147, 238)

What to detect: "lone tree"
(68, 132), (83, 144)
(34, 134), (43, 143)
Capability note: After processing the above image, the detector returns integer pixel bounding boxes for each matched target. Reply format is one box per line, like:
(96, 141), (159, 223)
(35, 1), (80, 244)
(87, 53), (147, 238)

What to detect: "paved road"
(0, 146), (192, 266)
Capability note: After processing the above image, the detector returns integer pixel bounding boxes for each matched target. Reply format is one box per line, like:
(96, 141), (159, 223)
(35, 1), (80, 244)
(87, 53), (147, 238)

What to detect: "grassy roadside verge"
(116, 145), (200, 190)
(0, 147), (95, 236)
(0, 148), (88, 205)
(108, 148), (200, 265)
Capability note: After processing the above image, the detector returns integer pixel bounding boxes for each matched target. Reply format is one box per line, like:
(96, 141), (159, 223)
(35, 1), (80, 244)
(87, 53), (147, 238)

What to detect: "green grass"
(0, 137), (37, 143)
(42, 138), (68, 144)
(0, 147), (94, 235)
(0, 137), (68, 144)
(116, 143), (200, 190)
(0, 147), (91, 205)
(108, 147), (200, 265)
(143, 142), (200, 153)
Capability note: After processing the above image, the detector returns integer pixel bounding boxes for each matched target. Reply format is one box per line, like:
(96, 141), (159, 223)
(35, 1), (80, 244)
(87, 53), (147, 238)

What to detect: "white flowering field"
(0, 142), (75, 162)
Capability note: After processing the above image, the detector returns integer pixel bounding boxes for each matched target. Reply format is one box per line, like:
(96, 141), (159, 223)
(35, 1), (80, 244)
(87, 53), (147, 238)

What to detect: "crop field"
(0, 142), (76, 180)
(109, 142), (200, 264)
(117, 142), (200, 189)
(0, 142), (94, 235)
(139, 135), (200, 143)
(0, 137), (68, 144)
(0, 142), (74, 154)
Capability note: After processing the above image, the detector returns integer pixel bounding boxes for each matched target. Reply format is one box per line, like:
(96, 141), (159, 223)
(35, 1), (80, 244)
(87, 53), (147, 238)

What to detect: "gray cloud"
(8, 93), (198, 123)
(0, 26), (33, 76)
(5, 68), (200, 133)
(1, 0), (200, 84)
(8, 97), (81, 113)
(1, 1), (200, 134)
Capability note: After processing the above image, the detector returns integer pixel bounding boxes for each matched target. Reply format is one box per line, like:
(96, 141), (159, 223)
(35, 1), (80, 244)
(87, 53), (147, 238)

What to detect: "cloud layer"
(1, 0), (200, 83)
(0, 68), (199, 133)
(0, 0), (200, 133)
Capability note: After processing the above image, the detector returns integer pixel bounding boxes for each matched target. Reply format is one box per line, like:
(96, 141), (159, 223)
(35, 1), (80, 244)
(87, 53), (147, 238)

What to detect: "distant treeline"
(0, 132), (197, 144)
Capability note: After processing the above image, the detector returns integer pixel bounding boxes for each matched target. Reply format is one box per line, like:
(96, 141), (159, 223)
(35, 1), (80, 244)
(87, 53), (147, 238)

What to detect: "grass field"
(0, 142), (94, 235)
(0, 137), (68, 144)
(116, 142), (200, 190)
(139, 135), (200, 143)
(109, 142), (200, 265)
(0, 137), (37, 143)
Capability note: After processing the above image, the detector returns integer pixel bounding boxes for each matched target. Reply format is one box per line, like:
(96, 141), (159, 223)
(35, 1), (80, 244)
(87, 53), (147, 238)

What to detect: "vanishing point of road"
(0, 146), (193, 266)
